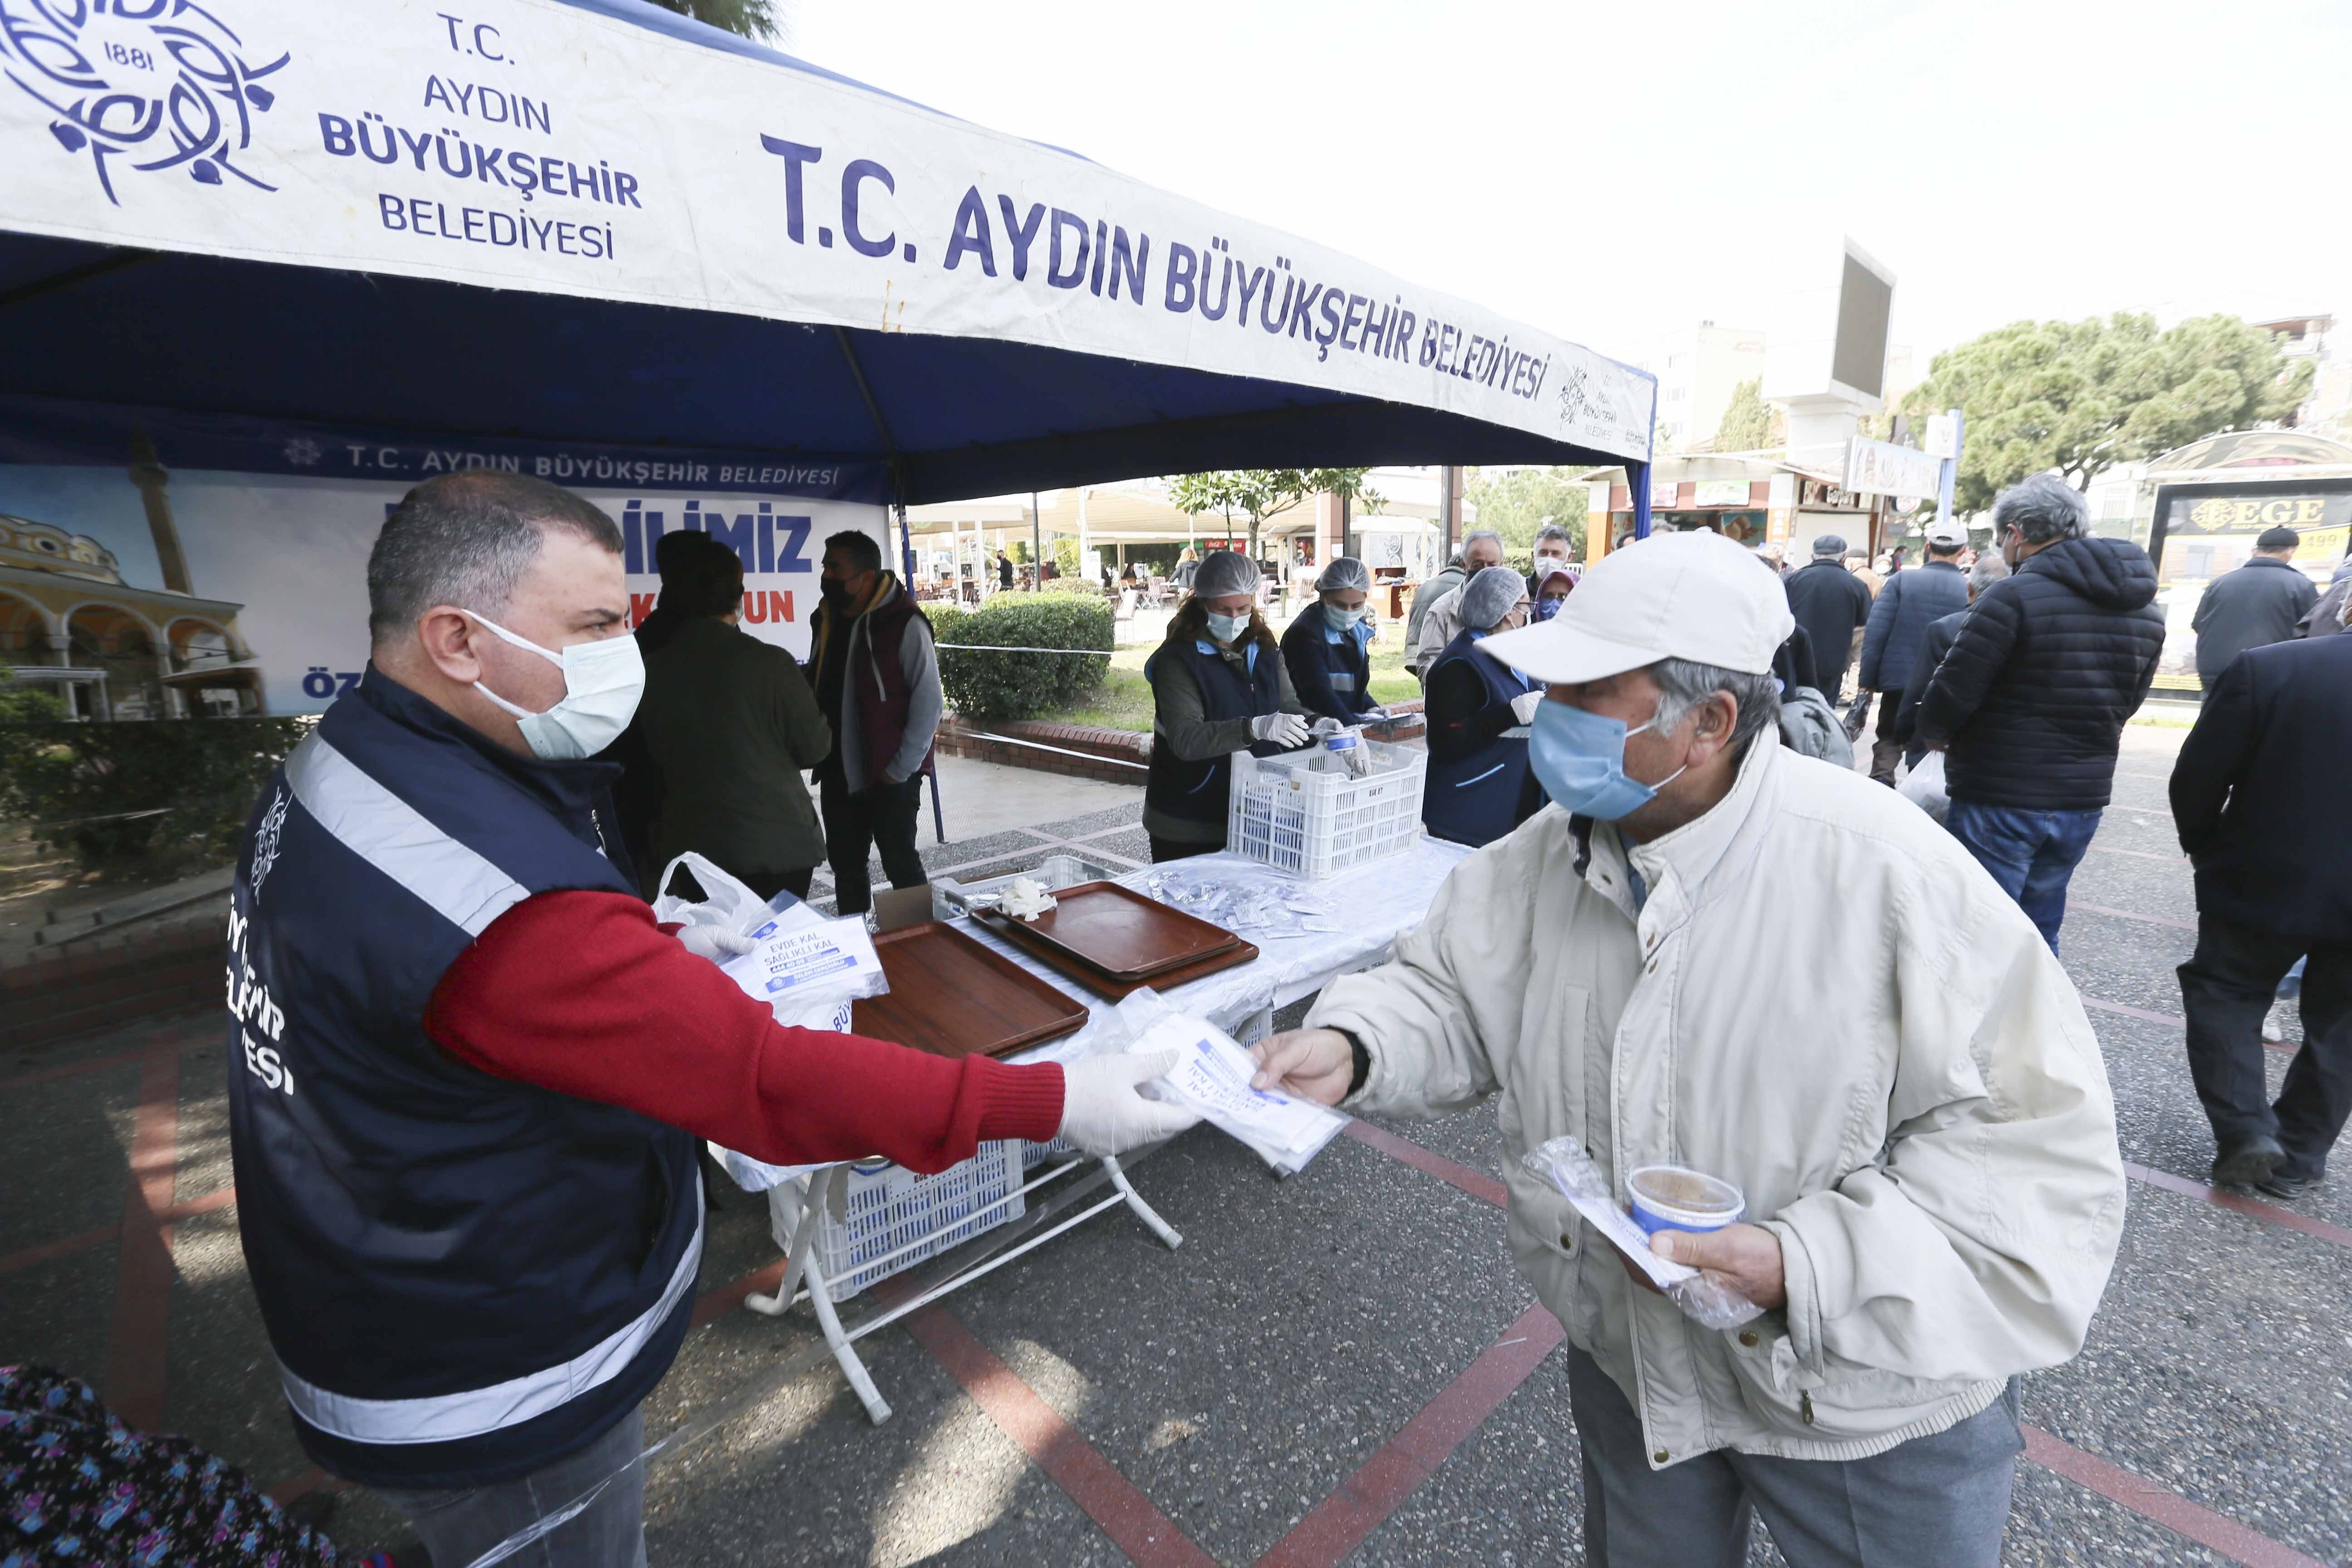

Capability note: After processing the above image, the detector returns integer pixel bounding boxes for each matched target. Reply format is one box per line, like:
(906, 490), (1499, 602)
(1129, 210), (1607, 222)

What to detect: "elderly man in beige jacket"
(1252, 530), (2125, 1568)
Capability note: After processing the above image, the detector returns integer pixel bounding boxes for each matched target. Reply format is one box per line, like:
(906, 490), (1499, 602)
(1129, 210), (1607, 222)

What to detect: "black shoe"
(2256, 1167), (2319, 1201)
(2211, 1136), (2285, 1190)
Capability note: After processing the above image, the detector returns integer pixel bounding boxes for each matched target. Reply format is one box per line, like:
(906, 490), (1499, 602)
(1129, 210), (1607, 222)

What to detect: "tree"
(1164, 469), (1381, 560)
(1898, 313), (2313, 514)
(1465, 467), (1591, 556)
(648, 0), (783, 41)
(1714, 377), (1781, 453)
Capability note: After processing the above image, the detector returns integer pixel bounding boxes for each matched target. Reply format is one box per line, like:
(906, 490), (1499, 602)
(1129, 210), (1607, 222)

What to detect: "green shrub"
(0, 715), (310, 877)
(934, 595), (1112, 721)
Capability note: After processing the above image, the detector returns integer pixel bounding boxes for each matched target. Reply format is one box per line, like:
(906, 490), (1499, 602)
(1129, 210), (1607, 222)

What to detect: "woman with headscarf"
(1531, 562), (1578, 622)
(1282, 556), (1384, 724)
(1421, 564), (1546, 847)
(1142, 549), (1317, 861)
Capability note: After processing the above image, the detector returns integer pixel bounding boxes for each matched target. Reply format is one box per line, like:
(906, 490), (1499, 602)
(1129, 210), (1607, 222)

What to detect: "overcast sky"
(796, 0), (2351, 371)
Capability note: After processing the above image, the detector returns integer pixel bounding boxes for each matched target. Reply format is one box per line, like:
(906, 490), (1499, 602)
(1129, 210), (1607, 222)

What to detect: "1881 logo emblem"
(0, 0), (288, 205)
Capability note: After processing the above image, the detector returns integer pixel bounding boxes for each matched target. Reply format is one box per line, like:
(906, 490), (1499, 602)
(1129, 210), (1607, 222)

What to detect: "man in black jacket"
(1783, 534), (1875, 699)
(1886, 551), (2008, 759)
(1857, 519), (1971, 782)
(2171, 634), (2352, 1197)
(1917, 476), (2165, 951)
(2190, 525), (2318, 685)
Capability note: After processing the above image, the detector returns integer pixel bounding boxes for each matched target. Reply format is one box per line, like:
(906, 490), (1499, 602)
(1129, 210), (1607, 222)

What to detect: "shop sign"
(1843, 437), (1941, 500)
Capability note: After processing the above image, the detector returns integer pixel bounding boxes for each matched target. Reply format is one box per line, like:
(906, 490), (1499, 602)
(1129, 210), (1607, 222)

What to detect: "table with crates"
(717, 735), (1464, 1424)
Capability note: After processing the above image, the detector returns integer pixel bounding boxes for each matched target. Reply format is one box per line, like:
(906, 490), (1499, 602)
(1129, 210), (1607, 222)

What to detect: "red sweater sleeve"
(424, 891), (1065, 1173)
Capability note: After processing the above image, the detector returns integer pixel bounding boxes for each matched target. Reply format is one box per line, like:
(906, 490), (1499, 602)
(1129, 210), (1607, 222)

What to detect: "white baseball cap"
(1925, 519), (1968, 547)
(1478, 530), (1795, 684)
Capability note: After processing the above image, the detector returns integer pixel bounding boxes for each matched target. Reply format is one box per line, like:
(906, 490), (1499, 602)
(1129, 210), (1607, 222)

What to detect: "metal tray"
(852, 922), (1090, 1059)
(970, 880), (1244, 981)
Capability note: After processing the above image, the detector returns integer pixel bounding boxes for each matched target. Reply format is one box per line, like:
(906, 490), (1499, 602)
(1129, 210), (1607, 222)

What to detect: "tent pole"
(1031, 492), (1041, 591)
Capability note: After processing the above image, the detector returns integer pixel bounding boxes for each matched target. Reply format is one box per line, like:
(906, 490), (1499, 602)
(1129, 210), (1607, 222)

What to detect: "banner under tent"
(0, 0), (1653, 500)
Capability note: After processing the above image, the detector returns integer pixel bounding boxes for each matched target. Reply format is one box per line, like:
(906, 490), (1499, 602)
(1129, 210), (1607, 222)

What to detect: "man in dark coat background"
(1783, 533), (1875, 699)
(2190, 525), (2318, 685)
(1917, 476), (2164, 951)
(2171, 632), (2352, 1199)
(1857, 518), (1971, 782)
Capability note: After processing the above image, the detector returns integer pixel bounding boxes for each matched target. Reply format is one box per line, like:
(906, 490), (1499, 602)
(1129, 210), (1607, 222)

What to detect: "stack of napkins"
(719, 904), (887, 1029)
(1124, 1013), (1347, 1174)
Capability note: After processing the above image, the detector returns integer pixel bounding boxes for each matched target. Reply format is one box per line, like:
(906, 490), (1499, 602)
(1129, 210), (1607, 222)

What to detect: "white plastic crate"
(1225, 738), (1427, 879)
(774, 1141), (1026, 1300)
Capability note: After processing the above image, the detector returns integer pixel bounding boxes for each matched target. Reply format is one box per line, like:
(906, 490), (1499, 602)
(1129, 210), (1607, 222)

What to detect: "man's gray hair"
(368, 472), (622, 643)
(1650, 657), (1782, 754)
(1535, 523), (1573, 547)
(1967, 551), (2010, 594)
(1463, 529), (1505, 552)
(1992, 475), (2087, 546)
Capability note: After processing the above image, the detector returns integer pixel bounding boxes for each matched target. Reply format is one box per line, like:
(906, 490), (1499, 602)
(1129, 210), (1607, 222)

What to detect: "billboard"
(0, 396), (887, 718)
(2144, 479), (2352, 690)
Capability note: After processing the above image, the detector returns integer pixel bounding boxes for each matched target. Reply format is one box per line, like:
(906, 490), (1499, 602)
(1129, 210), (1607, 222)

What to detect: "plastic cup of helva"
(1627, 1162), (1745, 1237)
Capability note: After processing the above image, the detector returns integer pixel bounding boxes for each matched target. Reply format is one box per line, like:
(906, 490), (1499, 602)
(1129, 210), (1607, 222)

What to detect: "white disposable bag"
(1897, 751), (1950, 823)
(652, 851), (887, 1029)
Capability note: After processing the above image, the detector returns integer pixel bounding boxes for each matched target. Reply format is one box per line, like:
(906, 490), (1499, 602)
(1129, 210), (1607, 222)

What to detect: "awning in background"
(0, 0), (1653, 507)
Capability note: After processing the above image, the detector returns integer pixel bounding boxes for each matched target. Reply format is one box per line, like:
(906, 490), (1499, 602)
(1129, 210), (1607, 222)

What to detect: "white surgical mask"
(462, 609), (644, 760)
(1205, 611), (1250, 645)
(1323, 602), (1367, 628)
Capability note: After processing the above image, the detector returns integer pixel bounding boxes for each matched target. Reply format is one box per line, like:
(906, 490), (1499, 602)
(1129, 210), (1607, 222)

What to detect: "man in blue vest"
(224, 473), (1189, 1565)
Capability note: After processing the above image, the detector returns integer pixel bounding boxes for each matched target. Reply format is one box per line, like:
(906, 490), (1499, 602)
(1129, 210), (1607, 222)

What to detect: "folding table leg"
(802, 1252), (893, 1425)
(743, 1168), (828, 1318)
(1101, 1155), (1184, 1251)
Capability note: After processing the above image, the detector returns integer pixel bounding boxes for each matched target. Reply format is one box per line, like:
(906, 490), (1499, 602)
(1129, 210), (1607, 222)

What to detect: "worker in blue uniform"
(1281, 556), (1387, 725)
(1422, 565), (1547, 846)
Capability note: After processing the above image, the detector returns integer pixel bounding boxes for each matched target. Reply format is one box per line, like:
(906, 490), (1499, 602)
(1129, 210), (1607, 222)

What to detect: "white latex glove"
(676, 924), (758, 963)
(1250, 712), (1314, 748)
(1309, 715), (1345, 738)
(1362, 706), (1391, 723)
(1509, 690), (1546, 725)
(1057, 1051), (1200, 1156)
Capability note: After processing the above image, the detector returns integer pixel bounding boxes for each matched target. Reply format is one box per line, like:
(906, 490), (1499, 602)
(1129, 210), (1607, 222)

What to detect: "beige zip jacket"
(1308, 734), (2125, 1468)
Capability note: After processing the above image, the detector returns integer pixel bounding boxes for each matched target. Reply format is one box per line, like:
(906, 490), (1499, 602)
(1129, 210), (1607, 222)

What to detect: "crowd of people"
(162, 464), (2344, 1567)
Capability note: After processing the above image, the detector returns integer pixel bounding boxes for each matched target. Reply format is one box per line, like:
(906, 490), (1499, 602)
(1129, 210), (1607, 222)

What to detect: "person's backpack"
(1779, 686), (1856, 769)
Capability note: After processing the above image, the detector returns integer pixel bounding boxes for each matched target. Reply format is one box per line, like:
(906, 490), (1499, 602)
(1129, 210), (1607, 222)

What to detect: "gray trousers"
(1567, 1349), (2022, 1568)
(377, 1407), (646, 1568)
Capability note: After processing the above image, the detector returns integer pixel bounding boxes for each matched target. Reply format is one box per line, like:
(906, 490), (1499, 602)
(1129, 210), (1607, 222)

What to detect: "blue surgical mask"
(1323, 602), (1367, 629)
(1528, 700), (1685, 821)
(1205, 611), (1250, 645)
(1533, 597), (1564, 622)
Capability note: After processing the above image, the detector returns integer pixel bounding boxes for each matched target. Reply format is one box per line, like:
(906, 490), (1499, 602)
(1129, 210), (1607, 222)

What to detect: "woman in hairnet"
(1142, 549), (1318, 862)
(1281, 556), (1386, 724)
(1421, 564), (1546, 847)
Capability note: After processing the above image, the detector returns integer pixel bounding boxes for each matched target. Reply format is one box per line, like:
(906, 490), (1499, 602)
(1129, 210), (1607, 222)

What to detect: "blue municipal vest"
(1280, 606), (1376, 723)
(1422, 629), (1540, 848)
(224, 667), (702, 1490)
(1143, 635), (1284, 828)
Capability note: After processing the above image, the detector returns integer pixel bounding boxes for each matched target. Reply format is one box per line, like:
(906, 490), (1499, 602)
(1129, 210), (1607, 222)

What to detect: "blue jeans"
(1944, 799), (2102, 952)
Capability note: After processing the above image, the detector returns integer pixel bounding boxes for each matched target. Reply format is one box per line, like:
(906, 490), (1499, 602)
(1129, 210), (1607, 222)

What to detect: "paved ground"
(5, 723), (2349, 1566)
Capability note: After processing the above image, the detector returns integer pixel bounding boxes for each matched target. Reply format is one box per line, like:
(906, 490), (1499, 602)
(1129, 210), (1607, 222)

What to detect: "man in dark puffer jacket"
(1917, 476), (2164, 951)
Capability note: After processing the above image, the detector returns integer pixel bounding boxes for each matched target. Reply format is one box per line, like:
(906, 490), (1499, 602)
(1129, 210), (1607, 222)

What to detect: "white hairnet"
(1316, 557), (1372, 595)
(1459, 564), (1528, 632)
(1191, 550), (1259, 600)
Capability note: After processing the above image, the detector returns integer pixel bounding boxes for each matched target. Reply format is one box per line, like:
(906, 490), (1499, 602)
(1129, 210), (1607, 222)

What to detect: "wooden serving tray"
(852, 922), (1090, 1059)
(1038, 935), (1261, 1000)
(971, 880), (1243, 981)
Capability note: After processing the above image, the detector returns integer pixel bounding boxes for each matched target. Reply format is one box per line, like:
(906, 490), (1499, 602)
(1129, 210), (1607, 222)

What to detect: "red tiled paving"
(2124, 1160), (2352, 1250)
(906, 1304), (1220, 1568)
(1254, 1303), (1565, 1568)
(22, 1006), (2340, 1568)
(2021, 1426), (2332, 1568)
(102, 1043), (180, 1431)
